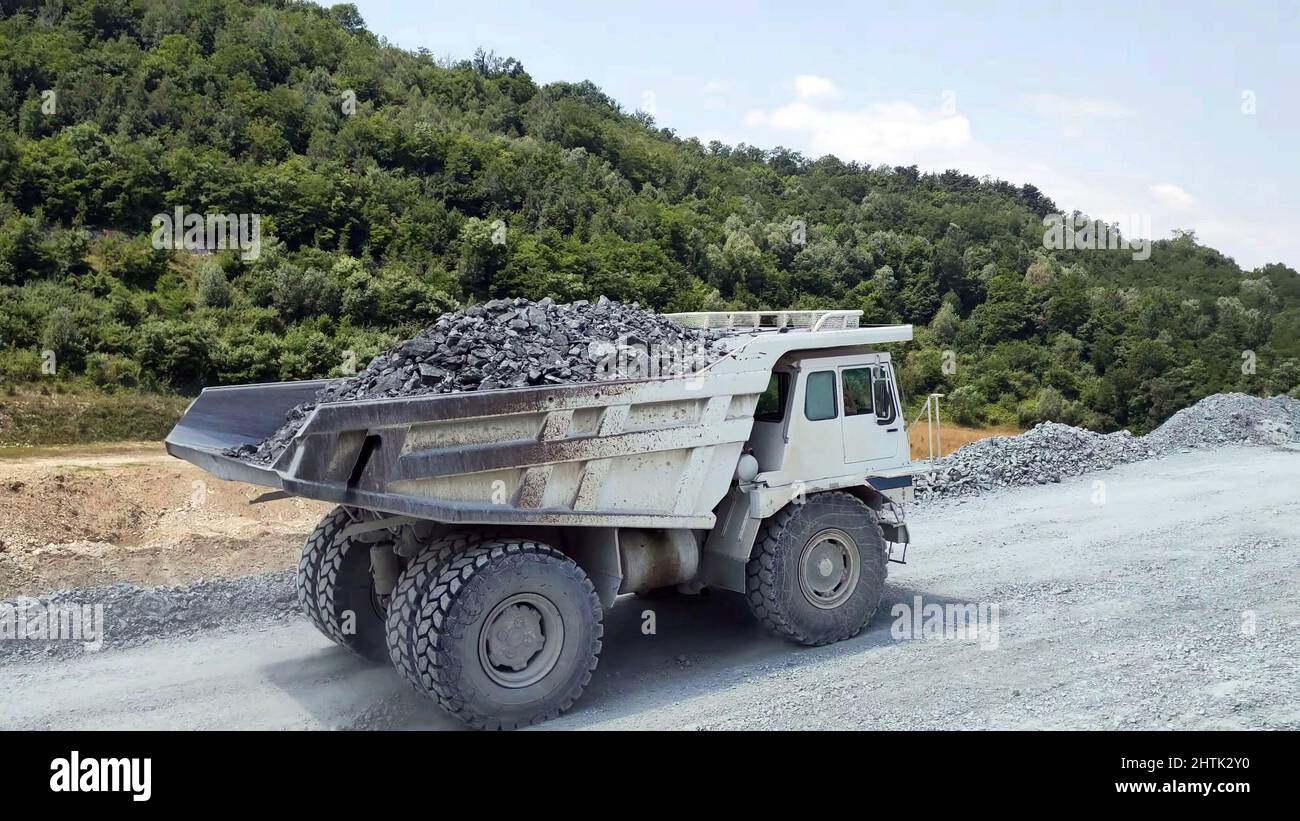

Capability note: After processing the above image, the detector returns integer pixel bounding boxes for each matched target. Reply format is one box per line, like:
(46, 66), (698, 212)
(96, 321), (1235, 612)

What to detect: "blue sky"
(351, 0), (1299, 270)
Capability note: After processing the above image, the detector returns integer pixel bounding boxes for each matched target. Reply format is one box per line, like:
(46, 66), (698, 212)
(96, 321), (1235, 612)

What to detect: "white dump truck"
(166, 310), (917, 728)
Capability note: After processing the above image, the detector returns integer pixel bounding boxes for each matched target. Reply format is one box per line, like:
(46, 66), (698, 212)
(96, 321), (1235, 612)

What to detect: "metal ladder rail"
(663, 309), (864, 331)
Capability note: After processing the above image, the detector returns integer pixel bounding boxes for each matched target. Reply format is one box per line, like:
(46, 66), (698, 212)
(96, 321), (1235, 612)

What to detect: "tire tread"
(393, 540), (603, 730)
(744, 491), (887, 646)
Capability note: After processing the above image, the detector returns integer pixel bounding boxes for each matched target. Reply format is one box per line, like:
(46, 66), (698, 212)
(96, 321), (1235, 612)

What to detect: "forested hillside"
(1, 0), (1297, 434)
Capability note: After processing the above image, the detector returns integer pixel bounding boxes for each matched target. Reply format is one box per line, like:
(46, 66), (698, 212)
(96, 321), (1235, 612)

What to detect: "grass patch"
(0, 385), (190, 446)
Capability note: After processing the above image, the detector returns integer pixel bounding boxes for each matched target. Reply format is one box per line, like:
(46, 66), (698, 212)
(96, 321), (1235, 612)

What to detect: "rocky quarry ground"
(3, 390), (1297, 677)
(2, 440), (1296, 730)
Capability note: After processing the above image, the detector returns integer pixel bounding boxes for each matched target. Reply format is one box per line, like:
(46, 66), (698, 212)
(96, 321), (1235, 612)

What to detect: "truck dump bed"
(166, 317), (912, 529)
(167, 373), (769, 528)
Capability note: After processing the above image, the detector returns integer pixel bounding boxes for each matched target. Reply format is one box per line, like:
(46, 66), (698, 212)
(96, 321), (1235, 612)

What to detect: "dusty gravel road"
(3, 445), (1298, 731)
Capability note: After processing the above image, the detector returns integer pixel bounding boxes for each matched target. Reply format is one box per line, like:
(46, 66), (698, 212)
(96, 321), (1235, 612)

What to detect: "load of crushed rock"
(231, 297), (731, 463)
(915, 393), (1300, 500)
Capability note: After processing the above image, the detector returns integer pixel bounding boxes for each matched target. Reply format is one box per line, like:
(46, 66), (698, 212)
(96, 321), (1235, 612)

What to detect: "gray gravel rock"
(0, 572), (296, 662)
(1143, 392), (1300, 451)
(233, 297), (730, 463)
(916, 393), (1300, 500)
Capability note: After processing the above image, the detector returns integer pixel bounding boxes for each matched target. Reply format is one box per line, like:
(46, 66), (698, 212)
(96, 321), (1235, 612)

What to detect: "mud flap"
(881, 521), (910, 564)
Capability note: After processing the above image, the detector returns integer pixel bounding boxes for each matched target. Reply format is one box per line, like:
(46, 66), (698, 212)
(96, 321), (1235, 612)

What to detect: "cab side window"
(804, 371), (838, 421)
(842, 368), (875, 416)
(755, 372), (789, 422)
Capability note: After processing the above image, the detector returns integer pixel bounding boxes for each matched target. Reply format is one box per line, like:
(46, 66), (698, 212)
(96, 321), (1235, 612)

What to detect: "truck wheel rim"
(478, 593), (565, 688)
(798, 528), (860, 610)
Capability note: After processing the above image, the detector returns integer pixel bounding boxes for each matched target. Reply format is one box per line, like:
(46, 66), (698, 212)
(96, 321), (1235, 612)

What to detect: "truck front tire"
(388, 540), (603, 730)
(296, 506), (390, 662)
(745, 491), (888, 646)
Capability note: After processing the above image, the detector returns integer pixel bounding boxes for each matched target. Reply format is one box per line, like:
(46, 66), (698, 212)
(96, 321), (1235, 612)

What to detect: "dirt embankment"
(0, 443), (327, 598)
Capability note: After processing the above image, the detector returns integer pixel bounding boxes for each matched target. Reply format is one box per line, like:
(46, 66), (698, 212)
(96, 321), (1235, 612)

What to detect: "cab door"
(840, 362), (901, 464)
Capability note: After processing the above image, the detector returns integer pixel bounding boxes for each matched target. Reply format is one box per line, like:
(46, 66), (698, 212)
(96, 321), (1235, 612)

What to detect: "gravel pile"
(1143, 392), (1300, 450)
(914, 423), (1152, 499)
(233, 297), (731, 463)
(0, 571), (297, 662)
(916, 393), (1300, 500)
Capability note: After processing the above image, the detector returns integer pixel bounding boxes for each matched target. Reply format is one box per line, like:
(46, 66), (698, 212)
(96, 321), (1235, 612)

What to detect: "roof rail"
(664, 309), (863, 331)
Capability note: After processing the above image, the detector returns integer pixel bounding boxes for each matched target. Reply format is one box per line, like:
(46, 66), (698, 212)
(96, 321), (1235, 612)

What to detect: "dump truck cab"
(749, 348), (908, 482)
(662, 311), (916, 598)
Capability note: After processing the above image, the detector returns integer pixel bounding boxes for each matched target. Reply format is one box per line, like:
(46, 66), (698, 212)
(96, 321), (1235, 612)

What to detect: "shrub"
(40, 307), (86, 373)
(85, 352), (141, 389)
(0, 348), (44, 383)
(1018, 387), (1084, 427)
(195, 260), (233, 308)
(945, 384), (984, 426)
(135, 320), (215, 391)
(273, 263), (341, 321)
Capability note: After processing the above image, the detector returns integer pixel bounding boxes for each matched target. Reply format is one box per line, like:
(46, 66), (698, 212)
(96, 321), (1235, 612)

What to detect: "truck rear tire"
(296, 506), (389, 662)
(745, 491), (888, 646)
(385, 529), (501, 691)
(388, 540), (603, 730)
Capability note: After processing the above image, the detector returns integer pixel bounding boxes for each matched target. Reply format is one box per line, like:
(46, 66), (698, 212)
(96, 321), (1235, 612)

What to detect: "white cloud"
(793, 74), (837, 99)
(702, 80), (728, 110)
(639, 89), (657, 116)
(747, 99), (971, 165)
(1025, 93), (1132, 120)
(1024, 93), (1132, 138)
(1149, 183), (1196, 210)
